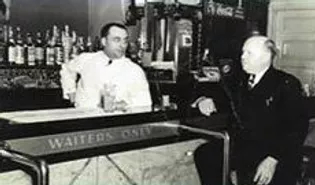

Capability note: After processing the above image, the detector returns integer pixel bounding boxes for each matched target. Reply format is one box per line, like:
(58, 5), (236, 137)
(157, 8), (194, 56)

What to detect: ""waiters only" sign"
(5, 121), (179, 156)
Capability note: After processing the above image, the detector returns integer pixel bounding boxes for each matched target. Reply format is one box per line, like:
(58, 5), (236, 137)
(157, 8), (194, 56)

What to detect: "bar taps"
(173, 0), (181, 21)
(238, 0), (243, 8)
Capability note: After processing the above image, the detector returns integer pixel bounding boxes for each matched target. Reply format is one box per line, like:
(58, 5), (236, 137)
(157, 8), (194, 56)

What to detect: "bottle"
(3, 25), (8, 44)
(77, 36), (85, 54)
(52, 25), (58, 42)
(15, 27), (25, 65)
(35, 32), (45, 65)
(54, 32), (63, 65)
(44, 30), (53, 65)
(7, 26), (15, 65)
(70, 31), (79, 59)
(44, 30), (50, 45)
(45, 39), (55, 66)
(71, 30), (77, 46)
(0, 25), (7, 64)
(25, 33), (35, 66)
(63, 25), (71, 63)
(85, 36), (93, 52)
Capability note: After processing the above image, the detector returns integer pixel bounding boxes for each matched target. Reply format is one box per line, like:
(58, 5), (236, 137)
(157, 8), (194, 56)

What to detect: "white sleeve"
(59, 55), (85, 99)
(128, 68), (152, 108)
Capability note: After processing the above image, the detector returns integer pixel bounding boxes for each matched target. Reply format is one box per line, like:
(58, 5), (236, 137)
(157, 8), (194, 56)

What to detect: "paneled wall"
(268, 0), (315, 90)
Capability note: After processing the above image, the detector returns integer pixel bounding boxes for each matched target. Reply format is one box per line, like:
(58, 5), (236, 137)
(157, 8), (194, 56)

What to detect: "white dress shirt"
(60, 51), (152, 109)
(252, 66), (270, 88)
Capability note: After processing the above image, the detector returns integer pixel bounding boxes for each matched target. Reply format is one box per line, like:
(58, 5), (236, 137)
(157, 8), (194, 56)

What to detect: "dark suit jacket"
(230, 67), (309, 184)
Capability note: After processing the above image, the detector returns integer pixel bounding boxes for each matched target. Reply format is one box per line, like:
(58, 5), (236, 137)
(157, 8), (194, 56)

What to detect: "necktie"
(108, 60), (112, 65)
(248, 74), (255, 89)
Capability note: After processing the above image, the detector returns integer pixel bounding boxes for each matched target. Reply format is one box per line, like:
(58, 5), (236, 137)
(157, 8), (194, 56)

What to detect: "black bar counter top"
(0, 107), (229, 169)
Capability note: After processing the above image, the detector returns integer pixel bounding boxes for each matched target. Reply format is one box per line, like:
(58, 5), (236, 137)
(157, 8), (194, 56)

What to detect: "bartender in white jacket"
(60, 22), (152, 111)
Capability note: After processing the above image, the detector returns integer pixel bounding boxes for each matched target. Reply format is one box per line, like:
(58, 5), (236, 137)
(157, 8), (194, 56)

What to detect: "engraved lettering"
(73, 135), (78, 145)
(122, 130), (129, 139)
(131, 129), (140, 137)
(45, 126), (156, 151)
(47, 131), (117, 150)
(64, 137), (73, 147)
(144, 127), (151, 135)
(48, 138), (64, 149)
(96, 133), (104, 142)
(105, 132), (114, 141)
(87, 133), (95, 144)
(79, 135), (86, 144)
(121, 127), (152, 139)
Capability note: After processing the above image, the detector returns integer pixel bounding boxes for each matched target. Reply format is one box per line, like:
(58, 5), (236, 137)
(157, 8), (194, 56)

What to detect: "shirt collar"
(253, 66), (270, 86)
(100, 51), (126, 65)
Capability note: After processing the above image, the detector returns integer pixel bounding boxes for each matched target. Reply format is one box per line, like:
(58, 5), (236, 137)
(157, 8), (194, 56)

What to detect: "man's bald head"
(243, 36), (271, 53)
(241, 36), (274, 74)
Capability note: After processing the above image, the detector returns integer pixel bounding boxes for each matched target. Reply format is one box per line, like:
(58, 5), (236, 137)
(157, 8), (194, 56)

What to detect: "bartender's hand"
(67, 92), (76, 104)
(191, 97), (217, 116)
(101, 84), (128, 112)
(114, 100), (128, 112)
(253, 156), (278, 185)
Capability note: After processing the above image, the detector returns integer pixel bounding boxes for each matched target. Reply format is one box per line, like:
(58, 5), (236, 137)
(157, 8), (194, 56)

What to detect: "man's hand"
(191, 97), (217, 116)
(253, 156), (278, 185)
(114, 100), (128, 112)
(67, 92), (76, 104)
(101, 84), (128, 112)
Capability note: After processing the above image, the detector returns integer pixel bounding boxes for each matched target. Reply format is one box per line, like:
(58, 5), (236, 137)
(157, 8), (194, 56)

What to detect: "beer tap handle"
(125, 0), (137, 25)
(173, 1), (181, 20)
(238, 0), (243, 8)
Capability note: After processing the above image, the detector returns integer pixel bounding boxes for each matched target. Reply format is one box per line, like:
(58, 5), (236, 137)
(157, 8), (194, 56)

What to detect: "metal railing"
(0, 122), (228, 185)
(0, 146), (49, 185)
(152, 122), (230, 185)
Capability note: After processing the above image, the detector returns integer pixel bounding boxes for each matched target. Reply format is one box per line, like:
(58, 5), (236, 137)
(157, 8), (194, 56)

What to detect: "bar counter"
(0, 107), (229, 185)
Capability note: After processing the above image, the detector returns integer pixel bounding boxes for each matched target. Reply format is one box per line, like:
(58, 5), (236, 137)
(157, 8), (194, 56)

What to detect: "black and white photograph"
(0, 0), (314, 185)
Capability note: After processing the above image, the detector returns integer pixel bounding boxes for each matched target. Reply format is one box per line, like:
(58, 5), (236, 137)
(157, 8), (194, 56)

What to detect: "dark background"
(10, 0), (89, 36)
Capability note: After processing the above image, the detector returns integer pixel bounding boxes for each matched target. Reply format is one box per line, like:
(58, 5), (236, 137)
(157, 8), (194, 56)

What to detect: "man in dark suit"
(194, 35), (309, 185)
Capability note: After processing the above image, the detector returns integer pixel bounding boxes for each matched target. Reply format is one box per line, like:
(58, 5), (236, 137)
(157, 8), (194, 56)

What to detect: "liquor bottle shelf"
(0, 64), (61, 89)
(0, 64), (61, 69)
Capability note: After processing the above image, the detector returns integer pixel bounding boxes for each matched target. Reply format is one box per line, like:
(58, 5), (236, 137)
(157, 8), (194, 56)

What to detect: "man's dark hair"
(100, 22), (128, 38)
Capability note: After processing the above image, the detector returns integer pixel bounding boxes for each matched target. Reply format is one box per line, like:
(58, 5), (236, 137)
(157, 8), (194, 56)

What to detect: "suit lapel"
(236, 67), (278, 110)
(248, 67), (277, 94)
